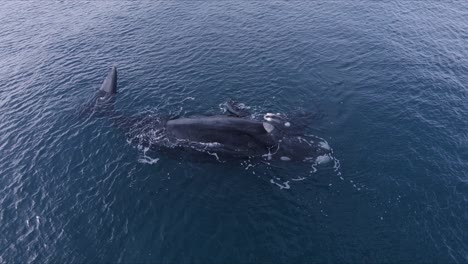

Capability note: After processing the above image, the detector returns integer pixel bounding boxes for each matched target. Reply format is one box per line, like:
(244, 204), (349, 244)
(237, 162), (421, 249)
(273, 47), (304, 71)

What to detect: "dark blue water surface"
(1, 1), (467, 263)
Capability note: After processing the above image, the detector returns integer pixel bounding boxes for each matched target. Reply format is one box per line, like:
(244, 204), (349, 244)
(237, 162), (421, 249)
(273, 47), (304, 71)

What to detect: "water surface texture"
(1, 1), (467, 263)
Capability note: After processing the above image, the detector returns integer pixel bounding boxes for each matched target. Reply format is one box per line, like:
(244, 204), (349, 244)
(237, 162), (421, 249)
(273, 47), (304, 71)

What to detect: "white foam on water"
(138, 147), (160, 164)
(138, 156), (159, 164)
(182, 97), (195, 101)
(270, 179), (290, 189)
(244, 164), (255, 170)
(196, 142), (222, 148)
(207, 151), (224, 162)
(333, 156), (341, 172)
(292, 176), (306, 181)
(310, 164), (318, 173)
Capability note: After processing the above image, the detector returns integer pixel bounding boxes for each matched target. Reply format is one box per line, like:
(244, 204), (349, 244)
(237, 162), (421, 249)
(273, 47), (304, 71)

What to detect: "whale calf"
(92, 67), (331, 163)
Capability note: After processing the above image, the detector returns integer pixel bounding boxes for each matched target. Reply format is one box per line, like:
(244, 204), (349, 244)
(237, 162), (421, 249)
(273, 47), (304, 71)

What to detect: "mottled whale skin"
(93, 67), (329, 162)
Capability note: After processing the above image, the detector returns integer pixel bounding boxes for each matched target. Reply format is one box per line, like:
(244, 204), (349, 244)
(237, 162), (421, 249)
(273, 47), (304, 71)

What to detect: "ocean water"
(1, 1), (467, 263)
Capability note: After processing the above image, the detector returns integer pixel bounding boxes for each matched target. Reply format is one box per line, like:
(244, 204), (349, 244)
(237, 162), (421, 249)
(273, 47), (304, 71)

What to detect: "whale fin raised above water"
(91, 66), (118, 114)
(99, 66), (117, 95)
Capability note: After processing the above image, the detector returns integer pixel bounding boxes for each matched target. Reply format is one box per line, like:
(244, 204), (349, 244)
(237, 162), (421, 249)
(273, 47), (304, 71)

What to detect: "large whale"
(90, 66), (331, 163)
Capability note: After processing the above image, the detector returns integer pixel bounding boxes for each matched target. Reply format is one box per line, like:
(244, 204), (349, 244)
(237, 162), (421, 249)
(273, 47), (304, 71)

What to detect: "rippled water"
(1, 1), (467, 263)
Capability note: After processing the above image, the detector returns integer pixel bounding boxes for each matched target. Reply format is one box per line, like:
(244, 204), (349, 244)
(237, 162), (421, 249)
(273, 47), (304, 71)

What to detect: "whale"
(91, 66), (331, 163)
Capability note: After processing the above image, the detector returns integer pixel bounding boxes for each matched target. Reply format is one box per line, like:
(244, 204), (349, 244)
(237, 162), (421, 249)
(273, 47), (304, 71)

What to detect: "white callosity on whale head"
(316, 154), (331, 164)
(318, 141), (331, 150)
(263, 113), (276, 122)
(263, 113), (286, 123)
(264, 113), (291, 129)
